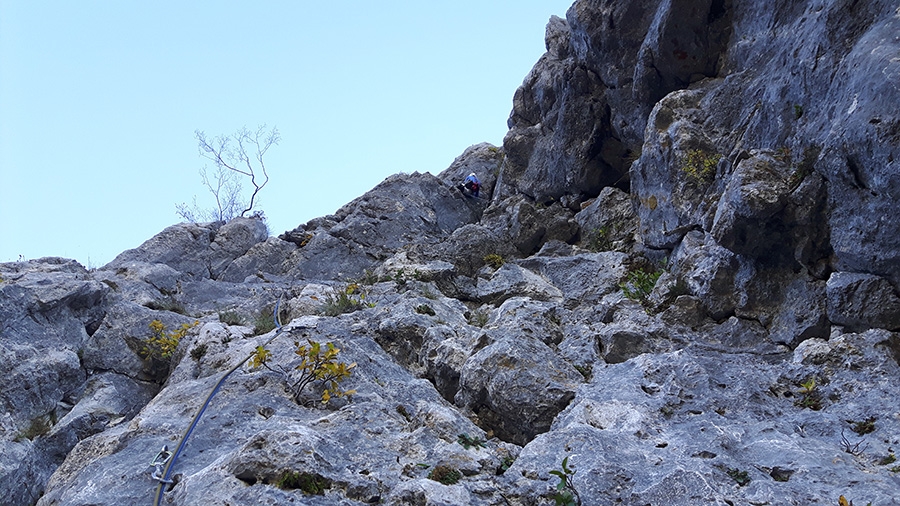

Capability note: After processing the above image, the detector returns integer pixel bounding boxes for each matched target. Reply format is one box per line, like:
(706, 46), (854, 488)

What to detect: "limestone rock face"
(3, 1), (900, 505)
(281, 168), (484, 281)
(106, 217), (268, 280)
(500, 0), (733, 202)
(0, 259), (108, 504)
(827, 272), (900, 332)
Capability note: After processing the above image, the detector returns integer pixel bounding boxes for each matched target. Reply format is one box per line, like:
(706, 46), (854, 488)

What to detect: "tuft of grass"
(483, 254), (505, 269)
(321, 284), (370, 317)
(849, 417), (876, 435)
(457, 433), (486, 450)
(253, 310), (276, 336)
(275, 470), (331, 494)
(396, 404), (412, 423)
(467, 308), (489, 328)
(574, 364), (592, 381)
(358, 269), (379, 286)
(877, 453), (896, 466)
(218, 310), (244, 326)
(15, 416), (52, 442)
(427, 465), (462, 485)
(787, 144), (820, 190)
(681, 149), (721, 184)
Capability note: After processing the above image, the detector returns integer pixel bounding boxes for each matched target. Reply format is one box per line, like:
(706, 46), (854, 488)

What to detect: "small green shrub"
(389, 269), (408, 288)
(619, 266), (663, 305)
(793, 104), (803, 119)
(275, 470), (330, 494)
(726, 467), (751, 486)
(427, 465), (462, 485)
(794, 377), (822, 410)
(549, 456), (580, 506)
(483, 254), (505, 269)
(497, 455), (515, 475)
(321, 283), (369, 316)
(681, 149), (721, 184)
(218, 310), (244, 326)
(251, 339), (356, 404)
(143, 319), (198, 361)
(850, 417), (876, 435)
(585, 226), (613, 252)
(457, 433), (485, 450)
(877, 453), (896, 466)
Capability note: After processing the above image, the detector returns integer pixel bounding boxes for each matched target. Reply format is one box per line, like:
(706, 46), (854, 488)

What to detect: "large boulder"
(455, 336), (583, 446)
(281, 171), (482, 281)
(105, 217), (268, 280)
(481, 196), (579, 256)
(475, 263), (563, 305)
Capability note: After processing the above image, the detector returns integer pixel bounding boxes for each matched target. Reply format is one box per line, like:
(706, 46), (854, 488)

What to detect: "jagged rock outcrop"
(2, 1), (899, 505)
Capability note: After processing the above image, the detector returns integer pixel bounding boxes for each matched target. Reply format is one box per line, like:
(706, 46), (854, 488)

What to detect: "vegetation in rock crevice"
(250, 338), (356, 404)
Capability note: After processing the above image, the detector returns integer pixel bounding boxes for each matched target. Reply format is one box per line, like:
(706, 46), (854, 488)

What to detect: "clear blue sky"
(0, 1), (572, 267)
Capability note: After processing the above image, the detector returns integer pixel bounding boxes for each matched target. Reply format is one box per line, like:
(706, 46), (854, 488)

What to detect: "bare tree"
(177, 125), (280, 223)
(176, 164), (245, 223)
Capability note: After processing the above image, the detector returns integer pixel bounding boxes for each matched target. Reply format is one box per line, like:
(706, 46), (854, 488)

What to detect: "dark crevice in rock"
(845, 154), (868, 191)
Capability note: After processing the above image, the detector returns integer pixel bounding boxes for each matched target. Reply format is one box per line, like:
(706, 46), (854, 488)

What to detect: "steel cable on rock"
(152, 298), (286, 506)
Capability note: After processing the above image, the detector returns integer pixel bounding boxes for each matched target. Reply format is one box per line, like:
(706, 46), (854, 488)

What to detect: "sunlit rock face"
(3, 1), (900, 505)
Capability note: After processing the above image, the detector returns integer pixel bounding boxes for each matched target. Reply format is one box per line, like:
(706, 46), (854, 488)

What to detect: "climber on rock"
(460, 172), (480, 198)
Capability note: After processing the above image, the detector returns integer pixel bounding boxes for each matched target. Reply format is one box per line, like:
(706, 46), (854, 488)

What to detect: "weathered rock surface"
(2, 1), (899, 505)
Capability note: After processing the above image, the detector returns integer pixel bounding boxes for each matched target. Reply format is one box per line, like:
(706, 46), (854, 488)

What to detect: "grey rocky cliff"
(2, 0), (899, 504)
